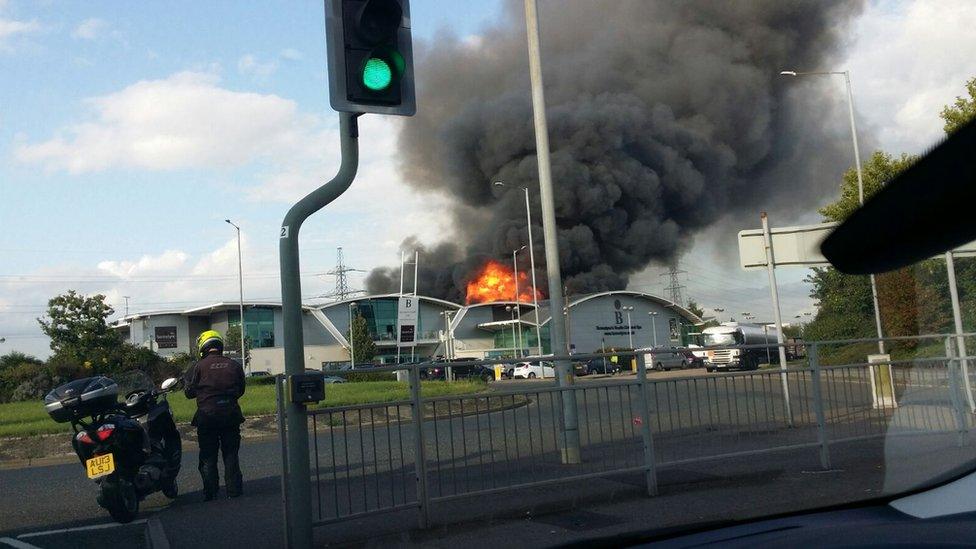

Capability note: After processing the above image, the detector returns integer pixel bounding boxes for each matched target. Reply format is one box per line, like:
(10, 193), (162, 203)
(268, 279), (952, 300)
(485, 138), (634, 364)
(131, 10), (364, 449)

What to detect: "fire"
(465, 259), (545, 304)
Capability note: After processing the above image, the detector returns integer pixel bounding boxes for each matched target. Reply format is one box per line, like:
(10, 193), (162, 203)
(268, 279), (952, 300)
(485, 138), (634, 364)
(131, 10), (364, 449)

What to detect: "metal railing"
(277, 334), (976, 533)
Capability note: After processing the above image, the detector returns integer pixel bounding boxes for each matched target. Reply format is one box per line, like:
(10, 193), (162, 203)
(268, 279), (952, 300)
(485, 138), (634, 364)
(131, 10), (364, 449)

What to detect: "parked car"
(573, 361), (589, 376)
(512, 361), (555, 379)
(421, 359), (494, 381)
(585, 358), (619, 375)
(247, 370), (272, 378)
(322, 376), (346, 384)
(642, 347), (689, 371)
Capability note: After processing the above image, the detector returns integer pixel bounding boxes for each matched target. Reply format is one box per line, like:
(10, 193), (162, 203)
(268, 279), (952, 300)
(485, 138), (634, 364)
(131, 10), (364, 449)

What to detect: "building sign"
(397, 296), (418, 347)
(155, 326), (177, 349)
(668, 318), (679, 342)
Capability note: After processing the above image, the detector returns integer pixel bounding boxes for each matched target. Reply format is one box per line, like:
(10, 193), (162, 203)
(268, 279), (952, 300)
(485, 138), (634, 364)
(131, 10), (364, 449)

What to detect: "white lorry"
(701, 322), (779, 372)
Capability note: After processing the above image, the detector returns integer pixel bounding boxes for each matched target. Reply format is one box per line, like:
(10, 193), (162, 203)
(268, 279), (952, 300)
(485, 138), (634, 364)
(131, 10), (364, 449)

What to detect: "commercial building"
(112, 291), (700, 374)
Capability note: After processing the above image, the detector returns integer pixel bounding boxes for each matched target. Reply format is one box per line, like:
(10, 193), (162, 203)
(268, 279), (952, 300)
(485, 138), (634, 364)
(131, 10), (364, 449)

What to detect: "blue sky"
(2, 0), (976, 357)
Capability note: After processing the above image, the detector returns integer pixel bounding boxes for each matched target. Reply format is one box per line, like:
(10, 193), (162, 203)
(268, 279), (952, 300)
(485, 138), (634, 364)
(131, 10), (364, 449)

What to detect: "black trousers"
(197, 423), (242, 497)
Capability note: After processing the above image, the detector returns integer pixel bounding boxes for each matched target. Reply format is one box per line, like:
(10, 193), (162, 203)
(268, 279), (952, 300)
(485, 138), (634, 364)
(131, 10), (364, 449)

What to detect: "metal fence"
(276, 334), (976, 532)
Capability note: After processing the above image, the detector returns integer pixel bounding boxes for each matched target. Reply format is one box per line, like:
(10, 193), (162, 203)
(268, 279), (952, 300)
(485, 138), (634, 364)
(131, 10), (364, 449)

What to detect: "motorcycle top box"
(44, 376), (119, 423)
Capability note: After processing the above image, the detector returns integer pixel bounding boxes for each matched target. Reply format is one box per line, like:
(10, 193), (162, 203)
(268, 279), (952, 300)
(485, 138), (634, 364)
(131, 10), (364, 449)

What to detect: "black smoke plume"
(366, 0), (865, 302)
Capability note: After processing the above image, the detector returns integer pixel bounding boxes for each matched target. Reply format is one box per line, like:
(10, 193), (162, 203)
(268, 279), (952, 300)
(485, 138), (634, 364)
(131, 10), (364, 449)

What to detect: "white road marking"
(0, 537), (43, 549)
(17, 519), (147, 539)
(147, 518), (170, 549)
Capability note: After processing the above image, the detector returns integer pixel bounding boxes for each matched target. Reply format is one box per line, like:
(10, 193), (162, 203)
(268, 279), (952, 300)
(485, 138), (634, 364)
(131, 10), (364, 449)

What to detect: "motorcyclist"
(184, 330), (246, 500)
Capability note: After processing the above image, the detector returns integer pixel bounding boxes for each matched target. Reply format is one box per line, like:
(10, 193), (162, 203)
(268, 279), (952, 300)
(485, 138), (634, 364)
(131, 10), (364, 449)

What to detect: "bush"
(246, 375), (278, 386)
(0, 361), (84, 403)
(340, 371), (397, 383)
(0, 352), (44, 373)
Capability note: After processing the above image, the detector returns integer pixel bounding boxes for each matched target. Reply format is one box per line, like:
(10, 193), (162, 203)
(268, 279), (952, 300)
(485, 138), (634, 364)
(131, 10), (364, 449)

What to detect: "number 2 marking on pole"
(280, 226), (290, 239)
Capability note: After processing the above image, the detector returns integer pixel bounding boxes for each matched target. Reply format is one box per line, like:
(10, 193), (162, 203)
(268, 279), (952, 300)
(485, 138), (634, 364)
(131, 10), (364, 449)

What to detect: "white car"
(511, 361), (554, 379)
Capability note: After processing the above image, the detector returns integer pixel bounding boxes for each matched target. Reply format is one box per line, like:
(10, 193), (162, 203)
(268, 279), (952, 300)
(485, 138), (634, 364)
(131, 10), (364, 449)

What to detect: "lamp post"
(225, 219), (248, 375)
(493, 181), (544, 358)
(505, 305), (519, 358)
(780, 69), (885, 355)
(513, 246), (527, 358)
(348, 302), (357, 369)
(622, 306), (634, 350)
(648, 312), (659, 347)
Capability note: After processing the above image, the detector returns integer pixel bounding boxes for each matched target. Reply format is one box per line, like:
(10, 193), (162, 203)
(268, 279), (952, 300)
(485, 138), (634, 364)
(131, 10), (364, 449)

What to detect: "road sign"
(739, 221), (976, 270)
(397, 295), (418, 347)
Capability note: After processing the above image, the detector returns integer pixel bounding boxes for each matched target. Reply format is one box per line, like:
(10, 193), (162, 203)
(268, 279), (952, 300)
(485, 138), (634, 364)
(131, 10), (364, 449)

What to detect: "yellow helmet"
(197, 330), (224, 354)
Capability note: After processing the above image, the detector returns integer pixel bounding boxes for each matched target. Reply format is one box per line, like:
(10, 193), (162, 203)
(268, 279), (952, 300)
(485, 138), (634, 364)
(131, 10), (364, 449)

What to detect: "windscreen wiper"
(821, 118), (976, 274)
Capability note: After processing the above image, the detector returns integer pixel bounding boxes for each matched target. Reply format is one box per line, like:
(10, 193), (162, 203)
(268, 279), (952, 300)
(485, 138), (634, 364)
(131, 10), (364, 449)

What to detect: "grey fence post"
(944, 338), (969, 446)
(808, 344), (831, 470)
(409, 365), (431, 528)
(635, 352), (659, 496)
(276, 376), (291, 548)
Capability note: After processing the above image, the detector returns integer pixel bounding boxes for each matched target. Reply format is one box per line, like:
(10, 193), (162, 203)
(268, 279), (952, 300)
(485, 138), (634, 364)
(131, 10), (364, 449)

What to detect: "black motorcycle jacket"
(184, 353), (246, 427)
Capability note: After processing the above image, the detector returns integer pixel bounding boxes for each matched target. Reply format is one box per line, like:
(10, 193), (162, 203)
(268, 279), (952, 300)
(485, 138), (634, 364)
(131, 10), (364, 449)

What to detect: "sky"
(2, 0), (975, 357)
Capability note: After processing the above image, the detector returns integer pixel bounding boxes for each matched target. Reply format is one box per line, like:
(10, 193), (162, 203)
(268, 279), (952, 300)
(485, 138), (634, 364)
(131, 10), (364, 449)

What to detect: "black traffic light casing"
(325, 0), (416, 116)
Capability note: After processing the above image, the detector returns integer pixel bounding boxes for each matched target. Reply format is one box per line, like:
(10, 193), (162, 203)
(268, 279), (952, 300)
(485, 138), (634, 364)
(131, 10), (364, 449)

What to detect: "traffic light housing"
(325, 0), (416, 116)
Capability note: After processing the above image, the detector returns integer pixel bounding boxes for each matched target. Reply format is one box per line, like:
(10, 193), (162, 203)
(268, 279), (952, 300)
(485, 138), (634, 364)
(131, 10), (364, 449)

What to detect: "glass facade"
(350, 299), (435, 342)
(492, 324), (548, 356)
(228, 308), (275, 348)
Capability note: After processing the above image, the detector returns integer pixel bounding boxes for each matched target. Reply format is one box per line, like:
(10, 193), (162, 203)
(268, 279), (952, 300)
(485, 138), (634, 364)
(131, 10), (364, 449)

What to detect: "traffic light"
(325, 0), (416, 116)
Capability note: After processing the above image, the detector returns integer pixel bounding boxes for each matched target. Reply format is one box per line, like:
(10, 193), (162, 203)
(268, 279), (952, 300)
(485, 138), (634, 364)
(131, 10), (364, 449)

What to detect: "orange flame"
(465, 259), (545, 304)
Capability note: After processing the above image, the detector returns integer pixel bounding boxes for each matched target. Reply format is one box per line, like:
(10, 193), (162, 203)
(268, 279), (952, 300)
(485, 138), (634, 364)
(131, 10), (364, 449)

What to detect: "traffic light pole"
(279, 111), (360, 549)
(524, 0), (580, 463)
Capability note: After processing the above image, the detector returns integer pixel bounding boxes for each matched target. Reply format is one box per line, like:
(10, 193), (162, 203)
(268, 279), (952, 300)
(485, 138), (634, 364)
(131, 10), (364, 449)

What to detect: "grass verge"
(0, 380), (487, 438)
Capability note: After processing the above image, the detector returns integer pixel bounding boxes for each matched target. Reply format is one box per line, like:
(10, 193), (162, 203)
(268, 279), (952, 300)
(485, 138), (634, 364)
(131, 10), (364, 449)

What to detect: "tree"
(686, 300), (705, 320)
(0, 351), (43, 373)
(818, 151), (918, 223)
(224, 324), (252, 361)
(940, 76), (976, 135)
(37, 291), (121, 362)
(347, 313), (376, 364)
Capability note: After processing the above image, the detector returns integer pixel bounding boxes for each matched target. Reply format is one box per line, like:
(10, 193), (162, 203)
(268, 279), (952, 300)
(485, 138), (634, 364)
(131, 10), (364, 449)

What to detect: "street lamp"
(348, 302), (357, 369)
(494, 181), (544, 357)
(505, 305), (518, 358)
(648, 312), (659, 347)
(225, 219), (248, 375)
(622, 306), (634, 350)
(780, 69), (885, 354)
(513, 246), (528, 358)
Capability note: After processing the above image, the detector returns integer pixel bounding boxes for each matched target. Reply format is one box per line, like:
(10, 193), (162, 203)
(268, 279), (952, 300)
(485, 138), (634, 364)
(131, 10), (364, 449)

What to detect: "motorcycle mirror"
(160, 378), (179, 391)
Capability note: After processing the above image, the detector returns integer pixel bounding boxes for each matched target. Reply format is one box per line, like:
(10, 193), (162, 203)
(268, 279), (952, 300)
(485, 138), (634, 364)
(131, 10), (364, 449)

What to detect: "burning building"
(364, 0), (862, 302)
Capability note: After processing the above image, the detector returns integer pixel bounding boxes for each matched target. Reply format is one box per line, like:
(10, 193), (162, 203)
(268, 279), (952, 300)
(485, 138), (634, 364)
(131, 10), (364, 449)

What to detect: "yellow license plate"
(86, 454), (115, 479)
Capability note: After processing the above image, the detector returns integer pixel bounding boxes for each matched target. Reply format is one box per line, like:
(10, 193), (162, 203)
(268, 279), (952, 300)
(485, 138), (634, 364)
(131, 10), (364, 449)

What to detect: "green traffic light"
(362, 57), (393, 91)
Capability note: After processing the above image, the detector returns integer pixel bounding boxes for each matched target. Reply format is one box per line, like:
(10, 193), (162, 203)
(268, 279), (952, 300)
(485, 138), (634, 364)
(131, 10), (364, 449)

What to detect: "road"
(1, 366), (972, 547)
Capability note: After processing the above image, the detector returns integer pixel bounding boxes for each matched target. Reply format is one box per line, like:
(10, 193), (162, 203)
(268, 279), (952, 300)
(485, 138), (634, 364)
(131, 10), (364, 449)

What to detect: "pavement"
(2, 368), (973, 548)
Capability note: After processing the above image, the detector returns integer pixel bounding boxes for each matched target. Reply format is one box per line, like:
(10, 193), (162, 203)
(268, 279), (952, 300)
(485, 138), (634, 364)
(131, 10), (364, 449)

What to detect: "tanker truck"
(701, 322), (779, 372)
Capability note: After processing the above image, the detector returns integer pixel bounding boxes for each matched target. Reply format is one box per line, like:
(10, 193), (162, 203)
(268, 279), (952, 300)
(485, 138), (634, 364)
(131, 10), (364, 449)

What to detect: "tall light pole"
(622, 306), (635, 350)
(513, 246), (527, 358)
(648, 312), (659, 347)
(225, 219), (248, 374)
(780, 69), (885, 355)
(494, 181), (544, 358)
(348, 302), (357, 369)
(505, 305), (518, 358)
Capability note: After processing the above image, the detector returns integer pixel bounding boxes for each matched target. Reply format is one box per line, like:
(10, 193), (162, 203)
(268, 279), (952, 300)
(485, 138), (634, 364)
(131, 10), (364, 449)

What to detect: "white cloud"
(0, 13), (40, 50)
(279, 48), (303, 61)
(72, 17), (107, 40)
(97, 249), (189, 278)
(15, 71), (328, 173)
(842, 0), (976, 154)
(238, 53), (278, 79)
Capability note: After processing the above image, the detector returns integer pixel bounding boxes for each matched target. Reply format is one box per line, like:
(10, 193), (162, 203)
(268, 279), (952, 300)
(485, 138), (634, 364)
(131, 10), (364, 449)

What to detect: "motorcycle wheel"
(103, 479), (140, 523)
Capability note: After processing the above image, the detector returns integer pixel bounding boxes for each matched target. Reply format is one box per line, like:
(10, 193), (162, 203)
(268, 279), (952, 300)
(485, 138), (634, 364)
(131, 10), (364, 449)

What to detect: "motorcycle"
(43, 371), (183, 523)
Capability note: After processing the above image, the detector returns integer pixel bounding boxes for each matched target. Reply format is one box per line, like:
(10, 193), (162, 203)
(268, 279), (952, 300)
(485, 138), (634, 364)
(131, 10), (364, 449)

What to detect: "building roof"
(316, 293), (462, 311)
(533, 290), (703, 326)
(109, 301), (312, 327)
